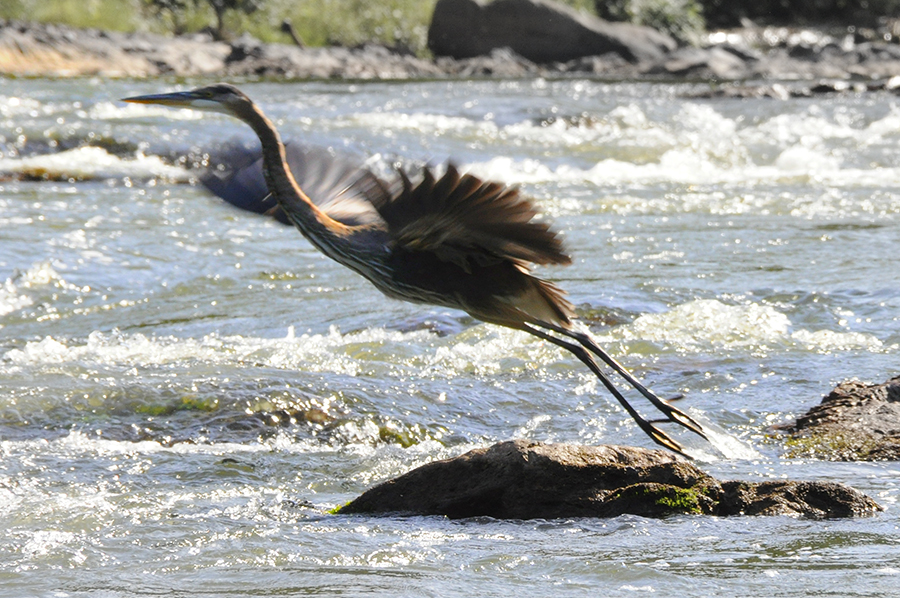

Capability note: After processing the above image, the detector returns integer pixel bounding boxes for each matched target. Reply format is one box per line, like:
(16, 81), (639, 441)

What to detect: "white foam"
(429, 326), (561, 377)
(432, 102), (900, 219)
(0, 320), (599, 388)
(5, 298), (882, 379)
(2, 325), (434, 376)
(54, 429), (277, 456)
(0, 278), (32, 317)
(0, 94), (43, 118)
(746, 113), (856, 147)
(686, 418), (763, 461)
(505, 103), (679, 149)
(773, 145), (842, 173)
(624, 300), (790, 349)
(112, 100), (206, 121)
(745, 105), (900, 149)
(468, 146), (900, 189)
(346, 112), (496, 137)
(348, 104), (679, 152)
(20, 262), (77, 288)
(790, 329), (885, 353)
(0, 146), (189, 181)
(0, 262), (79, 318)
(21, 530), (81, 557)
(460, 157), (561, 186)
(616, 299), (884, 354)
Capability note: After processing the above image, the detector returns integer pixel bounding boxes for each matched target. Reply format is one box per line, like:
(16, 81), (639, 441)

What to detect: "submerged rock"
(337, 440), (880, 519)
(778, 377), (900, 461)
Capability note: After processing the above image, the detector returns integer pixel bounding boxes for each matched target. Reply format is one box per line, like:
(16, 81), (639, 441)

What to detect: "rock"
(705, 25), (900, 80)
(647, 46), (750, 78)
(427, 0), (676, 63)
(684, 83), (794, 100)
(0, 20), (441, 79)
(683, 78), (887, 100)
(561, 52), (633, 75)
(435, 47), (545, 77)
(0, 20), (229, 77)
(777, 377), (900, 461)
(808, 80), (867, 94)
(223, 37), (445, 79)
(718, 480), (878, 518)
(337, 440), (880, 519)
(880, 75), (900, 91)
(699, 0), (893, 30)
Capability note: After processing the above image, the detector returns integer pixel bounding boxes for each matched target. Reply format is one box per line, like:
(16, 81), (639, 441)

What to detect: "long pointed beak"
(121, 90), (204, 108)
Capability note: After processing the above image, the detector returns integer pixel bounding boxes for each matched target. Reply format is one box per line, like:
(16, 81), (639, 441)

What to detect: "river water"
(1, 77), (899, 597)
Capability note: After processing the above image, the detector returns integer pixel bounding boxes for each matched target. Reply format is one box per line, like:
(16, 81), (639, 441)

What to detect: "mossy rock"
(777, 377), (900, 461)
(337, 440), (880, 519)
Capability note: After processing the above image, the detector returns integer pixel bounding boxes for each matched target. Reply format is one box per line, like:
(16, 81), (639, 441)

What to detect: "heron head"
(122, 83), (250, 115)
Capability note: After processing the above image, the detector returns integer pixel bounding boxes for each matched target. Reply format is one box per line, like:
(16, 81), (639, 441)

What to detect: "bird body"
(123, 83), (707, 456)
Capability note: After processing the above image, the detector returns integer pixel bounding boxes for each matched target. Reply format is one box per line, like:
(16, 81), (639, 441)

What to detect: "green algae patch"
(780, 431), (882, 461)
(328, 501), (353, 515)
(654, 486), (704, 514)
(775, 378), (900, 461)
(610, 482), (706, 516)
(135, 395), (219, 416)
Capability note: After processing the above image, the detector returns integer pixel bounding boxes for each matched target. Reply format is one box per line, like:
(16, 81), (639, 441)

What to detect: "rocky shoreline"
(2, 17), (900, 86)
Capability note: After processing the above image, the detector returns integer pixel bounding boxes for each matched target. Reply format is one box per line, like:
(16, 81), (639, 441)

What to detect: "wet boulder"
(778, 376), (900, 461)
(427, 0), (676, 64)
(337, 440), (880, 519)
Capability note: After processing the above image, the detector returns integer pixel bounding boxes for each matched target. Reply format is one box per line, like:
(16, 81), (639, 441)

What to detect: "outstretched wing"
(201, 145), (571, 273)
(374, 164), (571, 272)
(201, 142), (387, 227)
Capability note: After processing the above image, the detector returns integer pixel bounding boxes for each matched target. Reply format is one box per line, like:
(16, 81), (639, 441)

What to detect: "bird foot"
(635, 417), (692, 459)
(651, 399), (707, 440)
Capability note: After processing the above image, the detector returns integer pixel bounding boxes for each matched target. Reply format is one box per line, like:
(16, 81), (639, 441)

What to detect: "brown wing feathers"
(378, 164), (572, 271)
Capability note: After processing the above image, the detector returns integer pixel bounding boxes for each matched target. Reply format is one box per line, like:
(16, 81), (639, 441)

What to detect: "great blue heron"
(123, 83), (707, 456)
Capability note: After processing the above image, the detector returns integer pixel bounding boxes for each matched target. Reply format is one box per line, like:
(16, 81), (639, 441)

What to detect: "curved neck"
(233, 101), (348, 246)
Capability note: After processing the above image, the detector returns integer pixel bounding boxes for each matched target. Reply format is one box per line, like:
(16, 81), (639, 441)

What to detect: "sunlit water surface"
(1, 78), (900, 597)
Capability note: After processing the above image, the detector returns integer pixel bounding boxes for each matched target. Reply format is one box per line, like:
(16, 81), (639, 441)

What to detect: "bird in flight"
(123, 83), (707, 457)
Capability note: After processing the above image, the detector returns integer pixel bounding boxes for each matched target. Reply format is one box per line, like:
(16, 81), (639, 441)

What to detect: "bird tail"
(481, 275), (574, 330)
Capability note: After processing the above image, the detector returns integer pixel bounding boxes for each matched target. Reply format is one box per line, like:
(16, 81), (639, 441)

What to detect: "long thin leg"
(516, 323), (692, 458)
(536, 321), (706, 439)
